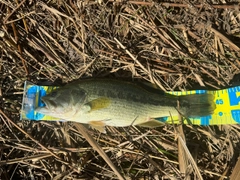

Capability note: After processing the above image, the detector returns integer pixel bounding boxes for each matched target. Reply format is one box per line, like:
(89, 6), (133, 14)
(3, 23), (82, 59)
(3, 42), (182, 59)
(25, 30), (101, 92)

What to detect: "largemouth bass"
(36, 79), (215, 132)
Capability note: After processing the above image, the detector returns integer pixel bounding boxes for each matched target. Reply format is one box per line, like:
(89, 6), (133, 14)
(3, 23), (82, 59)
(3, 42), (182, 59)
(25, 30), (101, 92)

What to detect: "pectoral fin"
(86, 97), (111, 112)
(88, 120), (106, 133)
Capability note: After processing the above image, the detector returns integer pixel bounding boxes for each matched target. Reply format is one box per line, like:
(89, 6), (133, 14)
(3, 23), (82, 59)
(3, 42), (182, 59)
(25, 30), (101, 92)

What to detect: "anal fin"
(137, 118), (165, 128)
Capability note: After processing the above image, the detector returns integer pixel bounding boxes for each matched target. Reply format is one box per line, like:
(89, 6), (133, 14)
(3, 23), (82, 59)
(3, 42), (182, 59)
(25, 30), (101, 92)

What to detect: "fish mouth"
(42, 99), (57, 109)
(35, 99), (57, 114)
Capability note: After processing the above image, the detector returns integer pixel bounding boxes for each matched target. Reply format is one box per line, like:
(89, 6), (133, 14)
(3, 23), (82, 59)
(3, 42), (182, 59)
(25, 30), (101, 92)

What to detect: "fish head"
(36, 86), (87, 119)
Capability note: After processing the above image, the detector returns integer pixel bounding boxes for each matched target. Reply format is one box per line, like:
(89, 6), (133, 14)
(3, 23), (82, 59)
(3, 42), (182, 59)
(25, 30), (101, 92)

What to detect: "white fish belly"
(74, 99), (179, 127)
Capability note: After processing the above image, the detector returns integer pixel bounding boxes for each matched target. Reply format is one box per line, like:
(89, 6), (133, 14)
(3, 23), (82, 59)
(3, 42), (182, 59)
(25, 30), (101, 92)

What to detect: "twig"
(114, 37), (149, 74)
(3, 0), (27, 24)
(211, 27), (240, 52)
(0, 109), (60, 159)
(6, 5), (29, 75)
(230, 157), (240, 180)
(178, 136), (203, 180)
(73, 123), (125, 180)
(161, 3), (240, 9)
(0, 153), (52, 165)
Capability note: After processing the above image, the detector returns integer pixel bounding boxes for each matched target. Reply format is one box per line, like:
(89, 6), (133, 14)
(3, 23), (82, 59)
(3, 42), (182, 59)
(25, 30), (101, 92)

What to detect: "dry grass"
(0, 0), (240, 179)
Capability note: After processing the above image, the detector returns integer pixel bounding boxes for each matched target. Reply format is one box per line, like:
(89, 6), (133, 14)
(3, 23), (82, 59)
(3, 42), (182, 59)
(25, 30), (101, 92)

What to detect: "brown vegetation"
(0, 0), (240, 179)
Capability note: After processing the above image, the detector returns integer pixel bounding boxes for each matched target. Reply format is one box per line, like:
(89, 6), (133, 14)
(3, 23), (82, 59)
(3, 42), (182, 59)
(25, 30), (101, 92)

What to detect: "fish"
(35, 79), (216, 132)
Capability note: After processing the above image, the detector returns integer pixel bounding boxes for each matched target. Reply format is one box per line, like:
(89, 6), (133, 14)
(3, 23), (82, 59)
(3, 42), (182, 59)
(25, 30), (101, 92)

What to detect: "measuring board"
(21, 81), (240, 125)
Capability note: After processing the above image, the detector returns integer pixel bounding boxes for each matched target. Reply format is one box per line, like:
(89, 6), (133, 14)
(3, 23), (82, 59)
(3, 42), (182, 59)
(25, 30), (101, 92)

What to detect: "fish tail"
(178, 93), (216, 117)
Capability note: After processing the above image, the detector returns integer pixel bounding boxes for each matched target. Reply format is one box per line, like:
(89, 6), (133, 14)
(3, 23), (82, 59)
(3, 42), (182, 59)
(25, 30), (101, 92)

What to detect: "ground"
(0, 0), (240, 179)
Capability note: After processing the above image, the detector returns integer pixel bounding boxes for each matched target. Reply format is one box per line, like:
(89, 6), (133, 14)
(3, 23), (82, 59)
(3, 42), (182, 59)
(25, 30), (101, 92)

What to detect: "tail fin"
(178, 93), (216, 117)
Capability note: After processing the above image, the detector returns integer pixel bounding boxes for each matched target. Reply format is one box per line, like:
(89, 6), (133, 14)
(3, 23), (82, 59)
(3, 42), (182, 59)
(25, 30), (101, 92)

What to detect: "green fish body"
(36, 79), (215, 131)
